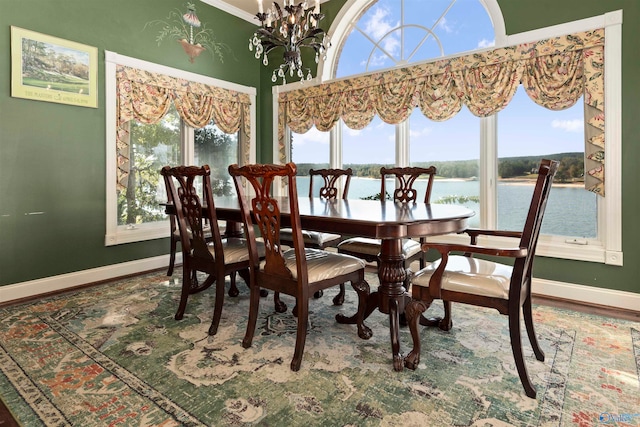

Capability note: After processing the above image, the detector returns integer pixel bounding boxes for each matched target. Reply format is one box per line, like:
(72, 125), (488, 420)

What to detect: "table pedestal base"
(336, 239), (411, 371)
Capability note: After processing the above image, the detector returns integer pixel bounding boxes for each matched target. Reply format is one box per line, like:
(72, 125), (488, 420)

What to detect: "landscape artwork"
(10, 26), (97, 108)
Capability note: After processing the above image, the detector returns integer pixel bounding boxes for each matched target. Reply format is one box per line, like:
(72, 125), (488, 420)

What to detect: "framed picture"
(11, 26), (98, 108)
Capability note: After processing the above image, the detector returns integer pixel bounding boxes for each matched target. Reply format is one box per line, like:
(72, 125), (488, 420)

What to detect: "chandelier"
(249, 0), (330, 84)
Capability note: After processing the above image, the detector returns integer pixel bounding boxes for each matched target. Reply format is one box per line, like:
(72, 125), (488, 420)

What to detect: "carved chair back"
(308, 168), (353, 200)
(380, 166), (437, 203)
(228, 162), (308, 284)
(161, 165), (224, 264)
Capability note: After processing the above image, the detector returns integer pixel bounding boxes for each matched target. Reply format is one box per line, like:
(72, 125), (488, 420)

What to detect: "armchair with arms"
(403, 159), (559, 398)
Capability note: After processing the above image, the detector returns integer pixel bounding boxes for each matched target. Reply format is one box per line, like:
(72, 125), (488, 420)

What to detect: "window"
(278, 1), (621, 265)
(105, 52), (256, 245)
(496, 88), (597, 238)
(194, 123), (238, 197)
(119, 104), (181, 227)
(289, 127), (331, 196)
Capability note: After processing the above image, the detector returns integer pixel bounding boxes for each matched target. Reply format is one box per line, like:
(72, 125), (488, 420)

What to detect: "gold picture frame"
(11, 26), (98, 108)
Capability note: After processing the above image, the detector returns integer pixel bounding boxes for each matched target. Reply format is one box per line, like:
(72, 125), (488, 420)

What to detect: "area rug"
(0, 272), (638, 426)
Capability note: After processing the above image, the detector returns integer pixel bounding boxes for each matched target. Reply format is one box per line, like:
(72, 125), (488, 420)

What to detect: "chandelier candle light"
(249, 0), (330, 83)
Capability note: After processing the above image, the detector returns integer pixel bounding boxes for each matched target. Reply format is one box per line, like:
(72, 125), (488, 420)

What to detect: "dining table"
(166, 196), (475, 371)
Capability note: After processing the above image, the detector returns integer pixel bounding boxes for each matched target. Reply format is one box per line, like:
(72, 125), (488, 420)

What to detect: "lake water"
(297, 176), (597, 238)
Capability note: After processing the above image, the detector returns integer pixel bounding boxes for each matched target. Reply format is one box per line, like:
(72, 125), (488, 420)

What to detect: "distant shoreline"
(352, 176), (584, 187)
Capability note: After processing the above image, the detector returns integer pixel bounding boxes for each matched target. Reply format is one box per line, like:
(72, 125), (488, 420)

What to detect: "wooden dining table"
(166, 196), (475, 370)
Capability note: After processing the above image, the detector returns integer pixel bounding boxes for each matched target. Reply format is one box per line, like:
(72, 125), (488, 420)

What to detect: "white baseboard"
(1, 258), (639, 315)
(532, 278), (640, 313)
(0, 255), (179, 304)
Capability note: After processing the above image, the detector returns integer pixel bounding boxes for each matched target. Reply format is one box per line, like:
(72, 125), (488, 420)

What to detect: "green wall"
(1, 0), (639, 298)
(0, 0), (260, 285)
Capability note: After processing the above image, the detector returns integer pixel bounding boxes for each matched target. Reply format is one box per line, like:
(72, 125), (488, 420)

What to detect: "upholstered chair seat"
(337, 237), (421, 259)
(276, 248), (366, 281)
(217, 237), (265, 264)
(173, 224), (212, 239)
(411, 255), (512, 299)
(278, 229), (341, 248)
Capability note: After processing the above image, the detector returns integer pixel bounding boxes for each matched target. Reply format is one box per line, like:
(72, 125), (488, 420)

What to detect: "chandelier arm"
(251, 1), (329, 83)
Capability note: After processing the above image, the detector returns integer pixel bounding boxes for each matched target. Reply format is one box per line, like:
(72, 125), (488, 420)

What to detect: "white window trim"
(273, 6), (622, 266)
(104, 51), (257, 246)
(466, 10), (622, 266)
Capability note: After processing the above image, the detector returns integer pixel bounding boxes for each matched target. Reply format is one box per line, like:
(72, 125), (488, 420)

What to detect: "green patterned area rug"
(1, 272), (639, 426)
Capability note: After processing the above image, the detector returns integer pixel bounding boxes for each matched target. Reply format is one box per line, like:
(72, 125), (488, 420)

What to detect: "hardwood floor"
(532, 294), (640, 322)
(0, 401), (19, 427)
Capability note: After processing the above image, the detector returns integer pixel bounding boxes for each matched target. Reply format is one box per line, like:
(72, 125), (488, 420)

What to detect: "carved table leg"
(404, 299), (430, 370)
(336, 291), (379, 325)
(377, 239), (410, 371)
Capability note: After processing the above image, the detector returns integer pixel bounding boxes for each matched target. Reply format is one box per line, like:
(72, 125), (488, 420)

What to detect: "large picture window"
(275, 1), (621, 265)
(105, 52), (256, 245)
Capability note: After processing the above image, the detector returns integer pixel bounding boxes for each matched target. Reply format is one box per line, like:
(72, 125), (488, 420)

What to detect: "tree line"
(296, 152), (584, 183)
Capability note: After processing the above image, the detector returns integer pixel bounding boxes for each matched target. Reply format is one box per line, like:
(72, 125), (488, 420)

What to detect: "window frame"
(105, 51), (257, 246)
(273, 6), (622, 265)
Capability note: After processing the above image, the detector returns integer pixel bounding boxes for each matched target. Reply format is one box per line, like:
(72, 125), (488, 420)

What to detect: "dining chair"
(164, 186), (214, 274)
(161, 165), (264, 336)
(403, 159), (559, 398)
(337, 166), (437, 289)
(228, 162), (372, 371)
(165, 197), (243, 297)
(279, 167), (353, 304)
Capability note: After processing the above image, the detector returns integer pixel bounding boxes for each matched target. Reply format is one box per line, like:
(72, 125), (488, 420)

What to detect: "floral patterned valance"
(278, 29), (605, 196)
(116, 65), (252, 191)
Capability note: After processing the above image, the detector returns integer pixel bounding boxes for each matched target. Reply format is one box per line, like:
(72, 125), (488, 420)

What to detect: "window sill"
(105, 222), (168, 246)
(424, 233), (622, 266)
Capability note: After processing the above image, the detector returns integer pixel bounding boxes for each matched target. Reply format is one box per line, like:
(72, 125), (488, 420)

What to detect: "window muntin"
(336, 0), (495, 77)
(119, 113), (239, 228)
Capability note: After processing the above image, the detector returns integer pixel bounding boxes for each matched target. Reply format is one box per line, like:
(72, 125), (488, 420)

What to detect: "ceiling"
(201, 0), (328, 24)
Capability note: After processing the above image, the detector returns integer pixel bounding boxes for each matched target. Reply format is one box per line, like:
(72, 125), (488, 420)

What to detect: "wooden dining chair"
(161, 165), (264, 336)
(164, 177), (212, 278)
(337, 166), (437, 289)
(279, 168), (353, 303)
(228, 162), (372, 371)
(403, 159), (559, 398)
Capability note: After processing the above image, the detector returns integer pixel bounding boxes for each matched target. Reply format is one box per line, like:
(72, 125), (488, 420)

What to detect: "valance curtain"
(278, 29), (605, 195)
(116, 65), (252, 191)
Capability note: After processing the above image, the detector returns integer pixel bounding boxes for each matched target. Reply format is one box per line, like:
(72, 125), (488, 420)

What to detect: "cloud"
(410, 126), (433, 139)
(292, 127), (330, 146)
(437, 17), (454, 34)
(551, 119), (583, 132)
(477, 38), (495, 48)
(362, 6), (400, 58)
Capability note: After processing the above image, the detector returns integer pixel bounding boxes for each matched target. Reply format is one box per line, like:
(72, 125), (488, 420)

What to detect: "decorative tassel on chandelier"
(249, 0), (331, 84)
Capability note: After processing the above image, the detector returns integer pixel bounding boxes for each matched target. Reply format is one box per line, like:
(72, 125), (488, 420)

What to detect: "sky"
(290, 0), (584, 164)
